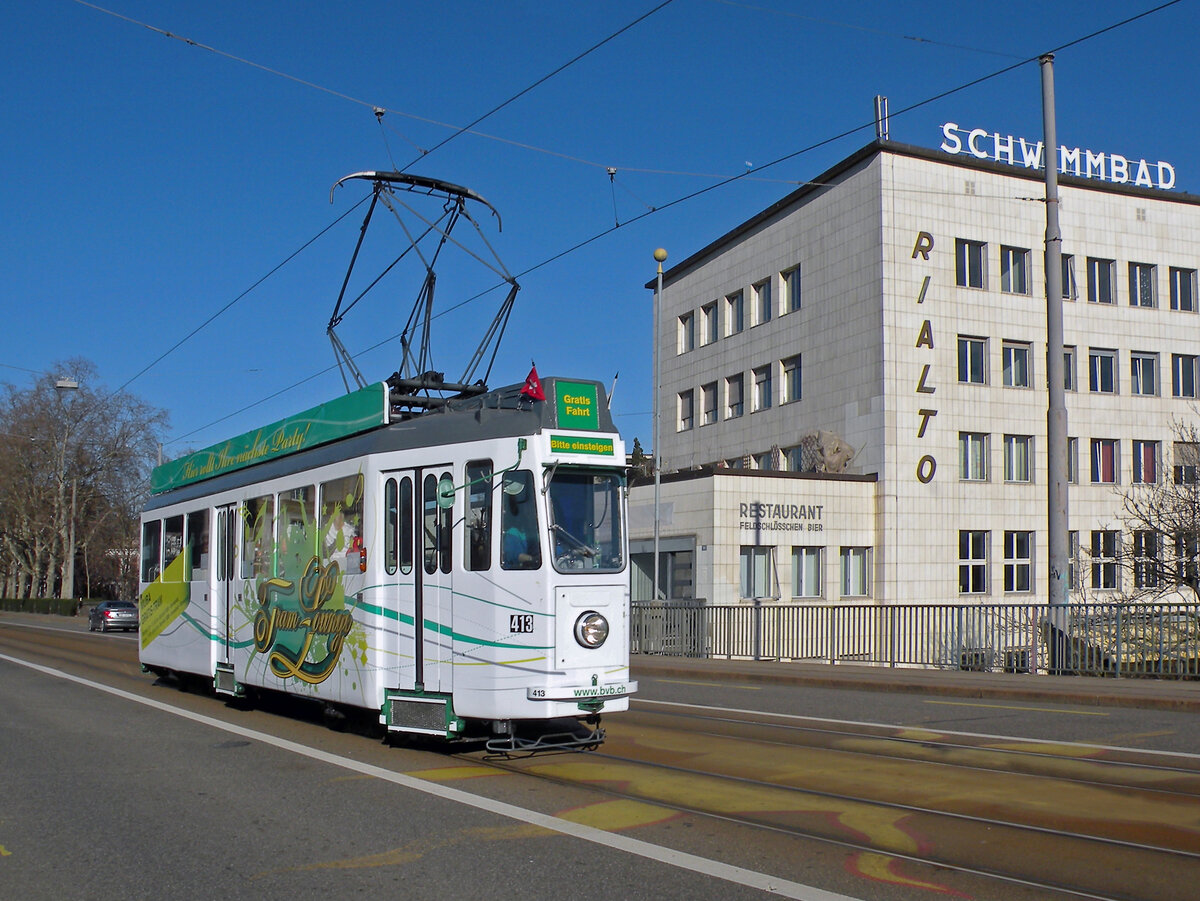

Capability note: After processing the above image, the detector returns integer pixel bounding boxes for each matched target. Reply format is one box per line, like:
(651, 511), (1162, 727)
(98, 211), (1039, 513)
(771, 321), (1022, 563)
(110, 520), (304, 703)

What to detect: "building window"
(1000, 246), (1030, 295)
(677, 312), (695, 354)
(752, 364), (772, 412)
(726, 290), (744, 335)
(1087, 257), (1116, 304)
(726, 373), (744, 419)
(1063, 346), (1076, 391)
(958, 530), (988, 594)
(1062, 254), (1078, 300)
(1002, 342), (1030, 388)
(1067, 436), (1079, 484)
(1133, 440), (1159, 484)
(1128, 262), (1157, 308)
(1173, 441), (1200, 485)
(1131, 352), (1158, 396)
(752, 451), (774, 471)
(1004, 531), (1033, 593)
(958, 336), (986, 384)
(753, 279), (772, 326)
(1134, 531), (1160, 589)
(955, 238), (986, 288)
(1177, 533), (1200, 587)
(783, 445), (804, 472)
(1089, 349), (1117, 394)
(701, 381), (718, 425)
(1091, 530), (1119, 590)
(840, 547), (870, 597)
(1172, 354), (1198, 398)
(1170, 267), (1197, 312)
(959, 432), (988, 481)
(1091, 438), (1118, 484)
(740, 546), (772, 599)
(792, 546), (822, 598)
(701, 301), (719, 345)
(1069, 530), (1081, 590)
(781, 354), (801, 404)
(782, 266), (801, 313)
(1004, 435), (1031, 482)
(677, 390), (694, 432)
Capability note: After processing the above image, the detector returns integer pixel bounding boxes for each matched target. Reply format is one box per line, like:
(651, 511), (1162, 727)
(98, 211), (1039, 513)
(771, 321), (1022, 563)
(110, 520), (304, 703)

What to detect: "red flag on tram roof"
(520, 363), (545, 401)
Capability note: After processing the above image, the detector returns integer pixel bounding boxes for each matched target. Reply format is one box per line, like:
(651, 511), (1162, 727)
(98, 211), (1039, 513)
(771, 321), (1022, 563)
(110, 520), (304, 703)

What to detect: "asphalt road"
(7, 612), (1200, 901)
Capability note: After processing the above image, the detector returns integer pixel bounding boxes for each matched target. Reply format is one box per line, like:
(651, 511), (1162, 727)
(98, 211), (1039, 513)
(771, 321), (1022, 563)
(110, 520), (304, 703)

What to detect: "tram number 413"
(510, 614), (534, 634)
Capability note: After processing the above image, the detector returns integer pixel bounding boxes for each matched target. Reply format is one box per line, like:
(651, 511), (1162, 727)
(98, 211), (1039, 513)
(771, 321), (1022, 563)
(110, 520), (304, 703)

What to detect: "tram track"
(458, 702), (1200, 900)
(630, 700), (1200, 795)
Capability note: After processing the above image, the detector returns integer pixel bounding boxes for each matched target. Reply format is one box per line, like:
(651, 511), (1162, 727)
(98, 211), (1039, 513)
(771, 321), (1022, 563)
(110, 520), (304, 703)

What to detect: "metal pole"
(67, 479), (76, 602)
(1042, 54), (1069, 607)
(652, 248), (667, 603)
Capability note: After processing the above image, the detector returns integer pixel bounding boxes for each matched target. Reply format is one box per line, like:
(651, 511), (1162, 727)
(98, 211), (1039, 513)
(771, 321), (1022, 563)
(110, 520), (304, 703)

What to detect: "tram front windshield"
(546, 468), (625, 573)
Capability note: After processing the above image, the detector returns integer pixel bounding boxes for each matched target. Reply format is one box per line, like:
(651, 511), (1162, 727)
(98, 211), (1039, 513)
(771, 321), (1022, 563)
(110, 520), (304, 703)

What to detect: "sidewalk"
(631, 653), (1200, 712)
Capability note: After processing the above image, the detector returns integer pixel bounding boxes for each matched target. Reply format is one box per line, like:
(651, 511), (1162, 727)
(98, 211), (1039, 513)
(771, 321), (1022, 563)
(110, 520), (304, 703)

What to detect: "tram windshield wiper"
(552, 523), (596, 557)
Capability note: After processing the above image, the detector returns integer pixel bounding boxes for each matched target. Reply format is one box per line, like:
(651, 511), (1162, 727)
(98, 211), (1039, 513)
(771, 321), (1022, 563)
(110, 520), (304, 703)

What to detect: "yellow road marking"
(924, 699), (1108, 716)
(655, 678), (761, 690)
(0, 846), (10, 857)
(556, 799), (680, 830)
(410, 765), (500, 781)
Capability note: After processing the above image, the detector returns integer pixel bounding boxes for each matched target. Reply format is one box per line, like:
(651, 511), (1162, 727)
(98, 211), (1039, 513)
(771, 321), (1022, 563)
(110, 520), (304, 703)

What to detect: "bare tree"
(0, 360), (167, 600)
(1114, 419), (1200, 603)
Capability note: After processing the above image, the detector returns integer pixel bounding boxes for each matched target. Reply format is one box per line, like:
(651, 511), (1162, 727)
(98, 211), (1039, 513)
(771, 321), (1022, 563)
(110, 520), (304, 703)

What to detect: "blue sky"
(2, 0), (1195, 454)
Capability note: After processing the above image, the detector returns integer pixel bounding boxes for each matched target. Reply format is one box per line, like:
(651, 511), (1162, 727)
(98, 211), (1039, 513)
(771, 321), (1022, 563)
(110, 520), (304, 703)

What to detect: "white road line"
(632, 697), (1200, 761)
(0, 651), (859, 901)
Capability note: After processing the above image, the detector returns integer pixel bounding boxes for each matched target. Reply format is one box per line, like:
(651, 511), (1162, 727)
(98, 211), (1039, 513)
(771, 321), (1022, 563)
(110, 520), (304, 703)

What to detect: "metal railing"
(630, 600), (1200, 677)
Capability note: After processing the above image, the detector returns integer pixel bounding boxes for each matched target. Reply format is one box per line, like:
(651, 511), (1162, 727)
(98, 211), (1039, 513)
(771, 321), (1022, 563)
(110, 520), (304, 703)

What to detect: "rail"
(630, 600), (1200, 677)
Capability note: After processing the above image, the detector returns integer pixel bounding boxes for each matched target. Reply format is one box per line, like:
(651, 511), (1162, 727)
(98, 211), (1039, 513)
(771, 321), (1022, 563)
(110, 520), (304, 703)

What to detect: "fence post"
(752, 598), (762, 661)
(1115, 605), (1122, 679)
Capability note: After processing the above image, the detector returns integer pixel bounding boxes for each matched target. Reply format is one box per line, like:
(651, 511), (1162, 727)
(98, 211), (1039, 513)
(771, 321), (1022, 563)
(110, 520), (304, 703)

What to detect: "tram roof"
(145, 376), (617, 512)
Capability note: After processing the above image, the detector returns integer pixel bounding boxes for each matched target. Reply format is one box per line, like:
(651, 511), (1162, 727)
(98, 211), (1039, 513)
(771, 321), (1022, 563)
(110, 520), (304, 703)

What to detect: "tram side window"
(500, 470), (541, 571)
(422, 472), (452, 575)
(241, 495), (274, 580)
(278, 486), (316, 581)
(163, 515), (185, 582)
(465, 460), (493, 571)
(321, 474), (364, 567)
(141, 520), (161, 582)
(384, 479), (398, 576)
(399, 476), (414, 575)
(186, 509), (210, 581)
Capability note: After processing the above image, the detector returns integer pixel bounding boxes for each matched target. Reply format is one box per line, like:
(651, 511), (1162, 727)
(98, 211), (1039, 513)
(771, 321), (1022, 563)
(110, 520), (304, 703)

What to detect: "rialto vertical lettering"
(912, 232), (937, 483)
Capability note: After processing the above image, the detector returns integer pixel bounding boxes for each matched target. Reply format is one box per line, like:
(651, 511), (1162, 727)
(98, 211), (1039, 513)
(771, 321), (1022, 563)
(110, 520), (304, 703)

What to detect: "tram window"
(548, 469), (626, 573)
(399, 477), (413, 575)
(163, 515), (185, 581)
(141, 520), (162, 583)
(241, 495), (274, 580)
(384, 479), (398, 575)
(321, 474), (364, 567)
(278, 486), (315, 581)
(438, 470), (452, 574)
(500, 470), (541, 571)
(186, 509), (210, 581)
(465, 460), (493, 571)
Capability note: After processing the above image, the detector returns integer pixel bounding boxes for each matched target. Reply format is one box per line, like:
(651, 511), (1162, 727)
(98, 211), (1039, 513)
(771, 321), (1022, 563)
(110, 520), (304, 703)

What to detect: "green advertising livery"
(150, 383), (389, 495)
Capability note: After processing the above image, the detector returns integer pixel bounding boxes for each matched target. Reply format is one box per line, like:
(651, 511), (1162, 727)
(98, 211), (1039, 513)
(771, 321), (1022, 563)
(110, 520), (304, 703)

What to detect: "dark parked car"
(89, 601), (139, 633)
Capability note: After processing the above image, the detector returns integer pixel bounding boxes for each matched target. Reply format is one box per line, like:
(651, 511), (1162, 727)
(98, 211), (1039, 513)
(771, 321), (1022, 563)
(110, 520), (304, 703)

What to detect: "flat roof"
(647, 139), (1200, 289)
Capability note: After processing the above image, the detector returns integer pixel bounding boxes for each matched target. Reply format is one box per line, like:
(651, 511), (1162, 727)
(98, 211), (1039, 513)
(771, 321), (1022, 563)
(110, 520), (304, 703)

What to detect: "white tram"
(138, 375), (635, 750)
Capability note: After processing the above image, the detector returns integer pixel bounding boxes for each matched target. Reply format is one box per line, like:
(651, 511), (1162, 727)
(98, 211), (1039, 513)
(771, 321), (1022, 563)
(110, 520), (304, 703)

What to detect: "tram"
(138, 374), (635, 750)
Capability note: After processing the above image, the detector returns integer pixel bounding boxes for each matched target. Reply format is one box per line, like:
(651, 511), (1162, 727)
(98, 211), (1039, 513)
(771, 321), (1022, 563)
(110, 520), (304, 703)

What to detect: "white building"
(629, 137), (1200, 607)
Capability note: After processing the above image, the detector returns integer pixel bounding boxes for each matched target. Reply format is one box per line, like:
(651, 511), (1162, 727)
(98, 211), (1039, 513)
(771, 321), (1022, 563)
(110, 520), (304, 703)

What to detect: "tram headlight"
(573, 611), (609, 649)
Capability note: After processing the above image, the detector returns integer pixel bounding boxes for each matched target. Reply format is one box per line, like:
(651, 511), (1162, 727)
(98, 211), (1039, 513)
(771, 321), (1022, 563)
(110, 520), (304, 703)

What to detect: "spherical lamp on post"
(652, 248), (667, 604)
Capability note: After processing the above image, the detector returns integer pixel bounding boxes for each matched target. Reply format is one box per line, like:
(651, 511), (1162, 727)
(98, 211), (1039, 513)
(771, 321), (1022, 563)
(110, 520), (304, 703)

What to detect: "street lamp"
(652, 248), (667, 603)
(55, 378), (79, 602)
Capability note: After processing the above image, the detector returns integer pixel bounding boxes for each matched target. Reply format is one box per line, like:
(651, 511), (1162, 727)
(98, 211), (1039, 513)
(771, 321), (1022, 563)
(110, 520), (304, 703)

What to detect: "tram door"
(214, 505), (237, 661)
(384, 469), (454, 695)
